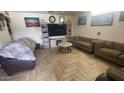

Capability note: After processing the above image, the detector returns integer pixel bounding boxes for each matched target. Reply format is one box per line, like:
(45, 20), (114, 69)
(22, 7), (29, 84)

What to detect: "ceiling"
(14, 11), (88, 15)
(47, 11), (87, 15)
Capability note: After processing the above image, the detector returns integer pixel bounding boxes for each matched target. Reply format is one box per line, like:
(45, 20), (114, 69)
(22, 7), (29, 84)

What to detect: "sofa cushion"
(76, 41), (90, 47)
(113, 42), (124, 52)
(104, 41), (114, 48)
(79, 37), (92, 42)
(118, 54), (124, 61)
(99, 48), (123, 57)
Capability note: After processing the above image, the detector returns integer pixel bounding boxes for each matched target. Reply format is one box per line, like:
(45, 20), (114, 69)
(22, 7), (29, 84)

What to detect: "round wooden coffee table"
(58, 42), (72, 53)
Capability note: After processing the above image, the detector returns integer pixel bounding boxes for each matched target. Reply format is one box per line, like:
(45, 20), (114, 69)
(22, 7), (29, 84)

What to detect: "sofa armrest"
(70, 36), (80, 43)
(90, 41), (95, 48)
(107, 67), (124, 81)
(70, 37), (75, 42)
(95, 41), (104, 49)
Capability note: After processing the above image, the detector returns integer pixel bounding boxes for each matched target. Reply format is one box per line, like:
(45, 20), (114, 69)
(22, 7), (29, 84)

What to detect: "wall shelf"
(41, 21), (50, 48)
(66, 20), (72, 42)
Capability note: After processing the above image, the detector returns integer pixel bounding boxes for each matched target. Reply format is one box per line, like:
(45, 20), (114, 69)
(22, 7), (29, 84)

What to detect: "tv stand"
(49, 36), (67, 48)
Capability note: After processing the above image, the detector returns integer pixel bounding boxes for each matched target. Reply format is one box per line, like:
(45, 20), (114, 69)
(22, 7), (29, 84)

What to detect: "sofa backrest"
(78, 36), (95, 42)
(104, 41), (114, 49)
(113, 42), (124, 52)
(103, 40), (124, 52)
(74, 36), (80, 41)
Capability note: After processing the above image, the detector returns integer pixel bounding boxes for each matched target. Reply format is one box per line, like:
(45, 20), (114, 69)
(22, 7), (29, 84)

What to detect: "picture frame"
(119, 11), (124, 21)
(78, 16), (87, 25)
(0, 21), (5, 31)
(5, 11), (9, 16)
(0, 13), (5, 21)
(91, 13), (114, 26)
(24, 17), (40, 27)
(0, 22), (2, 31)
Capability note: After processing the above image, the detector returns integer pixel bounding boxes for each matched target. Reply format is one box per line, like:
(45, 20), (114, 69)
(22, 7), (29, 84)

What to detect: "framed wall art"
(24, 17), (40, 27)
(0, 21), (5, 31)
(91, 13), (114, 26)
(0, 13), (5, 31)
(0, 22), (2, 31)
(119, 11), (124, 21)
(78, 16), (87, 25)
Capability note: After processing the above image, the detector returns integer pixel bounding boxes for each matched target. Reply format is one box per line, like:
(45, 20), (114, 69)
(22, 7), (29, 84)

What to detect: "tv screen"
(48, 24), (66, 36)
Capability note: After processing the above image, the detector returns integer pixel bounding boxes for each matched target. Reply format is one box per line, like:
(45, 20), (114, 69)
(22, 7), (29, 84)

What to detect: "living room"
(1, 0), (124, 93)
(0, 11), (124, 81)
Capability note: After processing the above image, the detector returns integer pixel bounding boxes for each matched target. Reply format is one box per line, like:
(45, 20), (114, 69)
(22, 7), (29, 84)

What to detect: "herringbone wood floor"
(0, 48), (119, 81)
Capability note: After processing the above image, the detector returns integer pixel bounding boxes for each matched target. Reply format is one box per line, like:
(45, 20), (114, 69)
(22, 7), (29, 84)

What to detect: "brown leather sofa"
(107, 67), (124, 81)
(95, 67), (124, 81)
(94, 40), (124, 66)
(71, 36), (95, 53)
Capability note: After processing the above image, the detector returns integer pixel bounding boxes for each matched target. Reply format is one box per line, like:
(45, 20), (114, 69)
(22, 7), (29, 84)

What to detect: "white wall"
(0, 21), (11, 48)
(9, 12), (73, 45)
(74, 11), (124, 43)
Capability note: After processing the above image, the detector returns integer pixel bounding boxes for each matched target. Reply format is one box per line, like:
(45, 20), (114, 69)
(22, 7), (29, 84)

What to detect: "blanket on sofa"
(0, 43), (36, 61)
(14, 37), (36, 52)
(0, 37), (36, 61)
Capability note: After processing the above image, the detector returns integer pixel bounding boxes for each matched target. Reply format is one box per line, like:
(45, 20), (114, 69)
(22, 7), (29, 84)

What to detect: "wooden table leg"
(67, 47), (69, 53)
(67, 46), (71, 53)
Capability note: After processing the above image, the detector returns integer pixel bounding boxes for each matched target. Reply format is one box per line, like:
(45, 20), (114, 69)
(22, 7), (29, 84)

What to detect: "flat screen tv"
(48, 24), (66, 36)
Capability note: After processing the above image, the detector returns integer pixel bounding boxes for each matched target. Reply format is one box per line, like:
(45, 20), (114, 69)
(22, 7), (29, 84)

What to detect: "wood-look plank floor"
(0, 48), (119, 81)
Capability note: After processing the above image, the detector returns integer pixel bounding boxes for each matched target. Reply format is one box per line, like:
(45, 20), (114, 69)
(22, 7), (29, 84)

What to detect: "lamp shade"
(59, 16), (65, 24)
